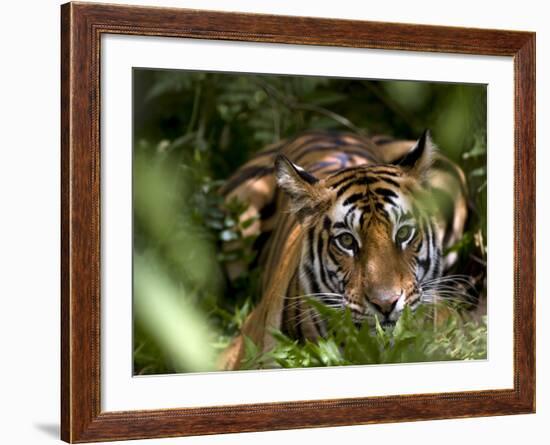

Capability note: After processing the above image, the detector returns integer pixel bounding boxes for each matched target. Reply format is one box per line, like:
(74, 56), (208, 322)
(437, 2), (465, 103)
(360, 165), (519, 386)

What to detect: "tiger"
(219, 129), (468, 370)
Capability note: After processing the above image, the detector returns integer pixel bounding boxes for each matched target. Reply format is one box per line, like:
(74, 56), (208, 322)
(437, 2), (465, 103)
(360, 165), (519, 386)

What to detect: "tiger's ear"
(393, 129), (435, 180)
(275, 155), (331, 221)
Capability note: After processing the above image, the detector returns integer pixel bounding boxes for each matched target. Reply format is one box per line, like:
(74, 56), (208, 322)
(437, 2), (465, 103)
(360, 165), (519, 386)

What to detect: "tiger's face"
(276, 131), (440, 327)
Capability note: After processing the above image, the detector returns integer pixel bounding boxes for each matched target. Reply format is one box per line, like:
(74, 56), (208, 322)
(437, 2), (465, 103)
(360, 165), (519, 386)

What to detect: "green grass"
(240, 301), (486, 370)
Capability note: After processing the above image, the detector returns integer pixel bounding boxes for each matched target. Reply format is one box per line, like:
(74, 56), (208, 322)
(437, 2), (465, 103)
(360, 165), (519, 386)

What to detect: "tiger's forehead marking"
(328, 166), (413, 231)
(325, 164), (403, 187)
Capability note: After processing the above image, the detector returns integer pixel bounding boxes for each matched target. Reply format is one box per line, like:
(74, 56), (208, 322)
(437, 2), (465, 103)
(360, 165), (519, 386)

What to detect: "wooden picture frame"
(61, 2), (535, 442)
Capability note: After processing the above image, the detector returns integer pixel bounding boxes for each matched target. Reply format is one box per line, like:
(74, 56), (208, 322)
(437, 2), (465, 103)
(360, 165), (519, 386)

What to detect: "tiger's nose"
(369, 293), (401, 316)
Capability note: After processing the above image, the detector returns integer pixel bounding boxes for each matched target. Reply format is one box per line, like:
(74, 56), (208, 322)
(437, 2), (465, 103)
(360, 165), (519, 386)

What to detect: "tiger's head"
(275, 130), (442, 327)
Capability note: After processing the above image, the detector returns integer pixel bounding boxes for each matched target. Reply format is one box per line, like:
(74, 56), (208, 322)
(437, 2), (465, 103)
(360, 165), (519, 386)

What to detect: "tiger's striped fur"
(220, 130), (468, 370)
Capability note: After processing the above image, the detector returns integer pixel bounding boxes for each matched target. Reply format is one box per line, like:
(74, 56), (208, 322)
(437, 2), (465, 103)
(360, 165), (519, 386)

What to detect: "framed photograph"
(61, 2), (535, 442)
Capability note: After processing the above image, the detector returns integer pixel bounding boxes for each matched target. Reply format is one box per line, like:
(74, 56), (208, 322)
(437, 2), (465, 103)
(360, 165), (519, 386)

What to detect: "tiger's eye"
(396, 225), (413, 243)
(337, 233), (356, 250)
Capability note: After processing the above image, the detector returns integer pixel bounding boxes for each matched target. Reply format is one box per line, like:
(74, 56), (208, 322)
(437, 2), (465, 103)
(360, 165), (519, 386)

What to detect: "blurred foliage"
(133, 69), (487, 375)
